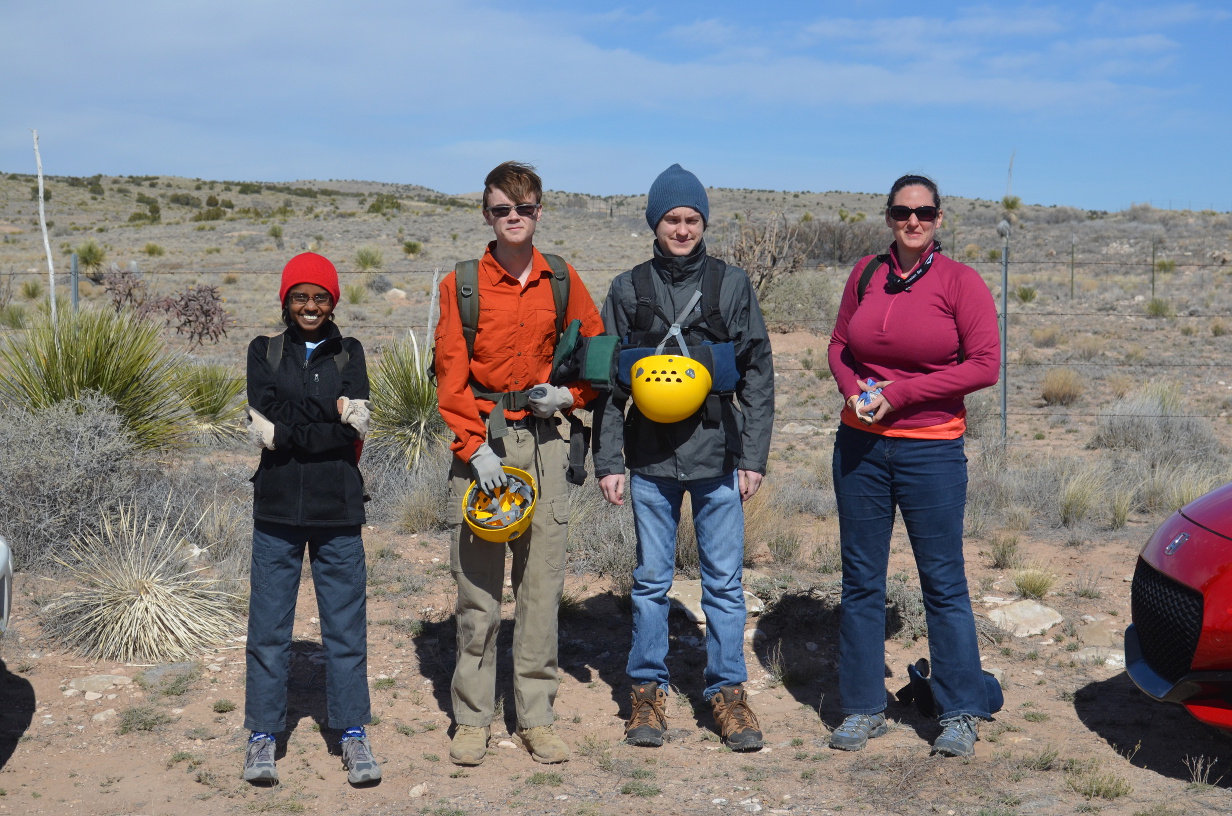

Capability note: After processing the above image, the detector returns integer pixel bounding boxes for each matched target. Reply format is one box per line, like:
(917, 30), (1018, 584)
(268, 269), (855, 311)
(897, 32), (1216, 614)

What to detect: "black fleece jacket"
(246, 322), (369, 527)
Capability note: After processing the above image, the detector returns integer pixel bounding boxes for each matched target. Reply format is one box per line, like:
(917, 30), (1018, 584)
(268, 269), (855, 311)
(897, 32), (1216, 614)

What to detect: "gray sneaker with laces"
(829, 712), (888, 751)
(242, 735), (278, 783)
(341, 735), (382, 784)
(932, 714), (980, 758)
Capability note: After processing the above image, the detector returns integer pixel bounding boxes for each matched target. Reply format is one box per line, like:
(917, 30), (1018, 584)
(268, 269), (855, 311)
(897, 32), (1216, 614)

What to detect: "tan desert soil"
(0, 174), (1231, 814)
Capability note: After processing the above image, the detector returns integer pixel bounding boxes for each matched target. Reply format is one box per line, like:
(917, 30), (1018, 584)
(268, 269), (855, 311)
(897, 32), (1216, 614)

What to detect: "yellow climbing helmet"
(629, 354), (712, 424)
(463, 466), (537, 543)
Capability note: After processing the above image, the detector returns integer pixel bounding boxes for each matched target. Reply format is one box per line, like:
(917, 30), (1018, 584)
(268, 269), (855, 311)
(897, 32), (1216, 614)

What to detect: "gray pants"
(448, 418), (569, 730)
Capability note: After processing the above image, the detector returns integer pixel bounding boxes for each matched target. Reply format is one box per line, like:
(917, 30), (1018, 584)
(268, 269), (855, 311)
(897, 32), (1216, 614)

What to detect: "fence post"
(1151, 239), (1157, 299)
(1070, 234), (1075, 300)
(70, 253), (80, 310)
(997, 220), (1010, 441)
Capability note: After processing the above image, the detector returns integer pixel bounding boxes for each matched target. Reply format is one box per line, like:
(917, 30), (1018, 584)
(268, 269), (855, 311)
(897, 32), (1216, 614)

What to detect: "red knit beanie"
(279, 252), (340, 305)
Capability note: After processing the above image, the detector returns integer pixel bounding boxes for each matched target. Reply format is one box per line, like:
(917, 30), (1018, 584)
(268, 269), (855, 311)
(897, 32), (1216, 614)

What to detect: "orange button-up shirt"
(434, 243), (604, 462)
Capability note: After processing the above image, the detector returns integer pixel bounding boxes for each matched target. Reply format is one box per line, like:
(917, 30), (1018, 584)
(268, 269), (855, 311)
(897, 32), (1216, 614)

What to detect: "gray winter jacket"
(592, 241), (774, 482)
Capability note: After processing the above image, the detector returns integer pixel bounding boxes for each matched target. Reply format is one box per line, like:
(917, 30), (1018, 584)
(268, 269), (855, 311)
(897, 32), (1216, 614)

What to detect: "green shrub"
(368, 331), (446, 466)
(354, 246), (384, 271)
(1013, 284), (1037, 303)
(0, 308), (191, 451)
(75, 239), (106, 282)
(345, 283), (368, 305)
(19, 280), (42, 300)
(118, 705), (172, 734)
(1146, 297), (1175, 318)
(173, 361), (244, 441)
(402, 240), (423, 256)
(143, 243), (165, 257)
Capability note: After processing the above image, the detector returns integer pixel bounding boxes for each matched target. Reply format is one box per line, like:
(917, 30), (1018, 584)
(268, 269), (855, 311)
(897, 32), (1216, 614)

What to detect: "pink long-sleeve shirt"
(827, 247), (1000, 436)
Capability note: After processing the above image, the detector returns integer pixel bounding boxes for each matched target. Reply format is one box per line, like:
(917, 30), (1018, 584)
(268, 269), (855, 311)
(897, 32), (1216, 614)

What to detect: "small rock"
(384, 288), (407, 301)
(984, 667), (1005, 686)
(92, 709), (117, 723)
(1076, 647), (1126, 668)
(84, 691), (102, 701)
(409, 782), (428, 798)
(744, 591), (765, 615)
(70, 674), (131, 694)
(745, 628), (768, 644)
(63, 688), (80, 698)
(1076, 618), (1123, 649)
(207, 664), (223, 673)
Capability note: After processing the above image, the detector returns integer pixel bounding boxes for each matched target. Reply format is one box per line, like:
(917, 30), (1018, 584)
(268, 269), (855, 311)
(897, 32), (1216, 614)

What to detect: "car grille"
(1132, 557), (1204, 684)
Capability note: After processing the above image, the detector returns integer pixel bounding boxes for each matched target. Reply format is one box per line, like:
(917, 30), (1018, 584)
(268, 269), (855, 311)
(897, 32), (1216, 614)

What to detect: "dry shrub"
(45, 503), (244, 662)
(565, 483), (636, 597)
(1089, 383), (1218, 467)
(1041, 368), (1083, 406)
(1030, 326), (1061, 348)
(0, 395), (148, 573)
(1014, 564), (1055, 599)
(1070, 335), (1105, 361)
(988, 533), (1020, 569)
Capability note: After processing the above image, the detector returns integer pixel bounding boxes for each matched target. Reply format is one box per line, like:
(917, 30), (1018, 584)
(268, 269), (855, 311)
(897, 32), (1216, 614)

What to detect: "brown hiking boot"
(449, 725), (490, 766)
(518, 725), (570, 764)
(625, 683), (668, 747)
(711, 685), (763, 751)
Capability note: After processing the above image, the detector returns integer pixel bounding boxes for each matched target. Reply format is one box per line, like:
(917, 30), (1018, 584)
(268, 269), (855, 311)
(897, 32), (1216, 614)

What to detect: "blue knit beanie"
(645, 163), (709, 230)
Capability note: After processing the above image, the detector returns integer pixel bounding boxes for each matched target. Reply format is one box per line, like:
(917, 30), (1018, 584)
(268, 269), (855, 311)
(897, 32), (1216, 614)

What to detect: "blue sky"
(3, 1), (1229, 211)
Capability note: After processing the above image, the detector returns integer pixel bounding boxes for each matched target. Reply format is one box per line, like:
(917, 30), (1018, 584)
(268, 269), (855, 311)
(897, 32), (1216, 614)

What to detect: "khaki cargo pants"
(448, 416), (569, 730)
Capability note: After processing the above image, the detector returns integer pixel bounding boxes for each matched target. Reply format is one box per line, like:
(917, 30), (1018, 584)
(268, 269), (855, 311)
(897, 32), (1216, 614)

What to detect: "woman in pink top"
(826, 175), (1000, 758)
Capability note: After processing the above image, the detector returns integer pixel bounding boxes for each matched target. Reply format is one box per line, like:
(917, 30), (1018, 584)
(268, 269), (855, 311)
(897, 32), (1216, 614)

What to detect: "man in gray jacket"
(593, 163), (775, 752)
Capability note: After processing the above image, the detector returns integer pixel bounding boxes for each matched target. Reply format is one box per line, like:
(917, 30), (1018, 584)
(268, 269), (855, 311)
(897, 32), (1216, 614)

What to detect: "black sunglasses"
(485, 203), (539, 219)
(887, 205), (940, 222)
(288, 292), (332, 305)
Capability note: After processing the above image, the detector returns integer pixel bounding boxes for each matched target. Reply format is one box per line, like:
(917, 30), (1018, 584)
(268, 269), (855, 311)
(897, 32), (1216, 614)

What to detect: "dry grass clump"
(1041, 368), (1083, 406)
(1059, 463), (1106, 527)
(1089, 383), (1217, 465)
(1030, 326), (1061, 348)
(44, 503), (244, 662)
(565, 483), (636, 597)
(988, 533), (1020, 569)
(1014, 564), (1056, 599)
(1070, 335), (1105, 361)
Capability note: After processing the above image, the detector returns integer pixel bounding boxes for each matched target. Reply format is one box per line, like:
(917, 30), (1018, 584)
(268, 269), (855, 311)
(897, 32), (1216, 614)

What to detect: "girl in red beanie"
(241, 253), (381, 785)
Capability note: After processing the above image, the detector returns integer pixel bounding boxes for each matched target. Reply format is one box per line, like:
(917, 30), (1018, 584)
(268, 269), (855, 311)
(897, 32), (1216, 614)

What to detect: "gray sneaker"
(341, 735), (382, 784)
(829, 713), (888, 751)
(242, 735), (278, 783)
(932, 714), (980, 758)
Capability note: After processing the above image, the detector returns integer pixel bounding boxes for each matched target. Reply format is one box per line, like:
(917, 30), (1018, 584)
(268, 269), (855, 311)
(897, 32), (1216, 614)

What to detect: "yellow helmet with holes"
(462, 466), (537, 543)
(629, 354), (712, 424)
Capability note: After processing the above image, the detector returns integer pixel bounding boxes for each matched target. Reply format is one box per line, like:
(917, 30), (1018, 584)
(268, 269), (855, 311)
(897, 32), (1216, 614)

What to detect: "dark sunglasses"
(288, 292), (332, 305)
(887, 205), (940, 222)
(485, 203), (539, 219)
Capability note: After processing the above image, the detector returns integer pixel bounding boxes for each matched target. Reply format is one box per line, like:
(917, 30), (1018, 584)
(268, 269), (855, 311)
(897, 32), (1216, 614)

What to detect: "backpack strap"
(454, 259), (481, 360)
(697, 256), (730, 342)
(857, 254), (890, 304)
(631, 260), (658, 332)
(542, 253), (570, 342)
(267, 331), (349, 373)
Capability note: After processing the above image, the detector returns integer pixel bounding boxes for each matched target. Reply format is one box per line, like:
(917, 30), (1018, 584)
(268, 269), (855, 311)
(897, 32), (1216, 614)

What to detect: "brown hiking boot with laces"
(710, 685), (763, 751)
(625, 683), (668, 747)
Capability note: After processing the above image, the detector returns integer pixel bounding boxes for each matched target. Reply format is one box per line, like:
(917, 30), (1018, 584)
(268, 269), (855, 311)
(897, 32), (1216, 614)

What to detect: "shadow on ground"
(1075, 670), (1232, 788)
(0, 657), (35, 770)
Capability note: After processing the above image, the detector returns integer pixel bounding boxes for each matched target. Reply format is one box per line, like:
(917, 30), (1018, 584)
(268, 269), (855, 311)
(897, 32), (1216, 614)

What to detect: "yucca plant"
(354, 246), (384, 271)
(75, 238), (107, 282)
(368, 330), (446, 467)
(0, 307), (190, 450)
(45, 503), (245, 662)
(173, 361), (245, 441)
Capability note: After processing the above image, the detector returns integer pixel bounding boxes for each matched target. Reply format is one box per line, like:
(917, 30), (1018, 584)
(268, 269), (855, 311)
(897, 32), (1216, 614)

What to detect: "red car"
(1126, 481), (1232, 732)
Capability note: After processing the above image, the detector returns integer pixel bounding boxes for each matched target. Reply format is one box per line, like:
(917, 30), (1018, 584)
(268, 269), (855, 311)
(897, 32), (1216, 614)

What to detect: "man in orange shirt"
(434, 161), (603, 767)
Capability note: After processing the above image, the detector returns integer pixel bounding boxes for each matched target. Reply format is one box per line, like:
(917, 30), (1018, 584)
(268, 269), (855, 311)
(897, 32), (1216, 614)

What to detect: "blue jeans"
(244, 521), (371, 734)
(832, 426), (990, 720)
(628, 472), (748, 701)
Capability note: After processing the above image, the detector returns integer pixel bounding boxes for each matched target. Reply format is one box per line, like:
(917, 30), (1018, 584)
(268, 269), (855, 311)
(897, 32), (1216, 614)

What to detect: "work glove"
(246, 407), (276, 450)
(338, 397), (372, 440)
(527, 384), (573, 418)
(469, 443), (508, 494)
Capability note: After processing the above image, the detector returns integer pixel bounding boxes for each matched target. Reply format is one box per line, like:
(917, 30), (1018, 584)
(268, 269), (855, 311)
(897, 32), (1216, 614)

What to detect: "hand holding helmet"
(464, 466), (537, 543)
(246, 407), (276, 450)
(469, 443), (508, 494)
(338, 397), (373, 439)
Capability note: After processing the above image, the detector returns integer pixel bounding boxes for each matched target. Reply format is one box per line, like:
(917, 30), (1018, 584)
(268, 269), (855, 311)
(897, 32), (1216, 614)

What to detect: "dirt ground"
(0, 174), (1231, 814)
